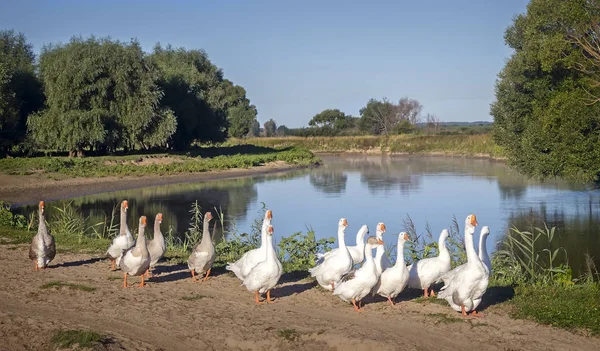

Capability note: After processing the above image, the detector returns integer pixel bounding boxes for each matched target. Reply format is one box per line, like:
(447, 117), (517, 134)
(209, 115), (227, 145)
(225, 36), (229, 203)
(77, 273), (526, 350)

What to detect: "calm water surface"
(16, 155), (600, 276)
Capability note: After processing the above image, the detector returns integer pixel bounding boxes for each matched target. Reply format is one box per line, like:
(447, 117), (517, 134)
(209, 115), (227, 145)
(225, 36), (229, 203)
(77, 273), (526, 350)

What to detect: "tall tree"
(249, 119), (260, 137)
(222, 79), (258, 138)
(0, 30), (44, 154)
(308, 108), (355, 135)
(150, 44), (228, 149)
(491, 0), (600, 181)
(28, 36), (176, 156)
(263, 119), (277, 137)
(358, 97), (422, 135)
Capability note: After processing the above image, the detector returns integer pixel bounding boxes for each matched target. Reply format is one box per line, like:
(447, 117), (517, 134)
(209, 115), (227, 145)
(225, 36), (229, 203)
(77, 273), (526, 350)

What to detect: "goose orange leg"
(202, 268), (211, 282)
(137, 274), (146, 288)
(471, 310), (485, 318)
(461, 305), (468, 317)
(423, 288), (429, 298)
(111, 259), (116, 271)
(122, 273), (128, 288)
(254, 291), (264, 304)
(429, 289), (435, 297)
(266, 290), (275, 304)
(33, 261), (39, 271)
(191, 270), (197, 281)
(351, 298), (362, 312)
(387, 296), (395, 306)
(330, 282), (335, 291)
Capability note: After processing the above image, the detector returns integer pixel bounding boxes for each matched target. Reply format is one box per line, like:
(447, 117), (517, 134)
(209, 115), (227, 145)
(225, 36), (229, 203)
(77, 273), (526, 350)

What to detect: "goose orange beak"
(206, 212), (213, 220)
(266, 210), (272, 219)
(157, 213), (163, 221)
(39, 201), (45, 208)
(141, 216), (147, 225)
(380, 223), (386, 232)
(342, 219), (348, 227)
(470, 214), (478, 226)
(123, 200), (128, 209)
(403, 233), (410, 241)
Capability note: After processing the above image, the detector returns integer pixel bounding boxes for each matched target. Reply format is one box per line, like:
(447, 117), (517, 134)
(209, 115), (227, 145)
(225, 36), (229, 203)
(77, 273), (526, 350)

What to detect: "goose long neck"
(364, 244), (374, 260)
(465, 227), (478, 263)
(265, 234), (275, 260)
(395, 241), (405, 267)
(260, 219), (270, 248)
(479, 234), (488, 261)
(120, 210), (128, 236)
(438, 233), (447, 253)
(200, 218), (210, 245)
(154, 221), (163, 240)
(337, 227), (347, 248)
(356, 229), (364, 245)
(38, 210), (48, 236)
(136, 225), (146, 248)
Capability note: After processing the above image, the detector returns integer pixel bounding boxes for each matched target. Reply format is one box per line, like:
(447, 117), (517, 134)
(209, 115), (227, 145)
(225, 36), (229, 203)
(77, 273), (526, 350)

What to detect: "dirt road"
(0, 245), (597, 351)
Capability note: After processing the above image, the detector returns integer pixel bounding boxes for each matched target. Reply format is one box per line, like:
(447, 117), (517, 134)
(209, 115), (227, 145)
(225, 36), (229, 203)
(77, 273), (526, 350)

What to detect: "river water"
(16, 155), (600, 277)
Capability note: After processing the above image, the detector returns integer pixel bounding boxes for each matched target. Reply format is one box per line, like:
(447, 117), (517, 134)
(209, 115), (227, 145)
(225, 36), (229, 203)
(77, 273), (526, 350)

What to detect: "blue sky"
(2, 0), (530, 127)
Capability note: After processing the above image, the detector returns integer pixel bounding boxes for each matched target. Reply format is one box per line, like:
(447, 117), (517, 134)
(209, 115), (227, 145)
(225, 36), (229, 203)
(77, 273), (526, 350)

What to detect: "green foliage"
(510, 283), (600, 335)
(51, 329), (105, 349)
(0, 146), (319, 178)
(249, 119), (260, 137)
(0, 201), (28, 228)
(151, 44), (229, 149)
(27, 36), (176, 155)
(491, 0), (600, 182)
(359, 97), (422, 135)
(263, 119), (277, 137)
(307, 109), (356, 136)
(0, 30), (44, 154)
(277, 229), (335, 273)
(493, 224), (572, 285)
(222, 79), (258, 138)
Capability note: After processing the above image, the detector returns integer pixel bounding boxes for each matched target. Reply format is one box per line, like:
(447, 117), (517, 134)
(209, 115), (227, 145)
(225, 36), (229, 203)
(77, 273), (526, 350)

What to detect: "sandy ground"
(0, 245), (598, 351)
(0, 162), (306, 205)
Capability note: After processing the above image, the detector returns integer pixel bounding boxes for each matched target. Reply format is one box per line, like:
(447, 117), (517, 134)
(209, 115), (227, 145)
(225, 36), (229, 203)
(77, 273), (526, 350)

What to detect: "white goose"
(333, 236), (384, 311)
(309, 218), (353, 291)
(439, 226), (491, 289)
(226, 210), (272, 281)
(243, 224), (282, 304)
(374, 232), (410, 306)
(29, 201), (56, 270)
(374, 222), (391, 274)
(316, 224), (369, 265)
(407, 229), (451, 297)
(437, 214), (489, 317)
(119, 216), (151, 288)
(146, 213), (166, 277)
(106, 200), (134, 270)
(187, 212), (216, 282)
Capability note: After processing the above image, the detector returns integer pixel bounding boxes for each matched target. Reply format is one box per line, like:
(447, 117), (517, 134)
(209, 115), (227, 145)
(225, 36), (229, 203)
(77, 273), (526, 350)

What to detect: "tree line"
(491, 0), (600, 182)
(0, 31), (259, 156)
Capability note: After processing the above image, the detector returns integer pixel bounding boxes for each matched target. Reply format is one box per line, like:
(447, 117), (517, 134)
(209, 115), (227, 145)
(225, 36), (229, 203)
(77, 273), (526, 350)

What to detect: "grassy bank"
(0, 145), (319, 179)
(227, 134), (505, 159)
(1, 201), (598, 336)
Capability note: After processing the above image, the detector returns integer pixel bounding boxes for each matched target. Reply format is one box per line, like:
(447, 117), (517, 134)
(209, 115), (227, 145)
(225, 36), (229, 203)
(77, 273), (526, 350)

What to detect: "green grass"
(277, 328), (301, 342)
(51, 329), (105, 349)
(0, 145), (319, 179)
(0, 225), (110, 253)
(426, 313), (463, 324)
(181, 294), (208, 301)
(40, 280), (96, 292)
(412, 296), (450, 306)
(510, 284), (600, 335)
(228, 134), (505, 159)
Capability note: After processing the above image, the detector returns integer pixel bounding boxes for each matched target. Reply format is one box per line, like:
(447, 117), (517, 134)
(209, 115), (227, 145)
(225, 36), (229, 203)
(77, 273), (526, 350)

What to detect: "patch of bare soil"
(103, 156), (186, 167)
(0, 162), (306, 205)
(0, 245), (597, 351)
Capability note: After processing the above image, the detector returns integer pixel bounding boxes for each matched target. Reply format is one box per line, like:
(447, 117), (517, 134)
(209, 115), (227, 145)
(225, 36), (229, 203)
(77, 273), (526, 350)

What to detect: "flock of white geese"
(29, 199), (492, 316)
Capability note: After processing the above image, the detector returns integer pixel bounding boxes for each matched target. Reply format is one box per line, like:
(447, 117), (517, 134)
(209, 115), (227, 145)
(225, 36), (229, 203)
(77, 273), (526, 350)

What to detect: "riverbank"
(0, 243), (597, 351)
(0, 145), (318, 204)
(227, 134), (506, 160)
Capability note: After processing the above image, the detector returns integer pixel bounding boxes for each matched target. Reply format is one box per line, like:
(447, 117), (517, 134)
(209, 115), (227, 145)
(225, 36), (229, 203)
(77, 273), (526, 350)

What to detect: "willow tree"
(0, 30), (44, 154)
(491, 0), (600, 181)
(28, 36), (176, 156)
(150, 44), (229, 149)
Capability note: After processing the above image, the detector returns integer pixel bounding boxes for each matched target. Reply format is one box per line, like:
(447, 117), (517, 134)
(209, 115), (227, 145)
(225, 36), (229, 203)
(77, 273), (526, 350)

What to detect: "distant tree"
(307, 108), (356, 135)
(0, 30), (44, 154)
(249, 119), (260, 137)
(425, 113), (441, 133)
(28, 36), (175, 156)
(359, 97), (422, 135)
(276, 125), (289, 136)
(222, 79), (258, 138)
(150, 44), (228, 149)
(263, 119), (277, 137)
(491, 0), (600, 181)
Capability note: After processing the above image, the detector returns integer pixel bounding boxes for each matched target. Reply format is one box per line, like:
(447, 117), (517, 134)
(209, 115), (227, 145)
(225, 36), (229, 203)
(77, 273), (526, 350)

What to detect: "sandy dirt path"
(0, 245), (598, 351)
